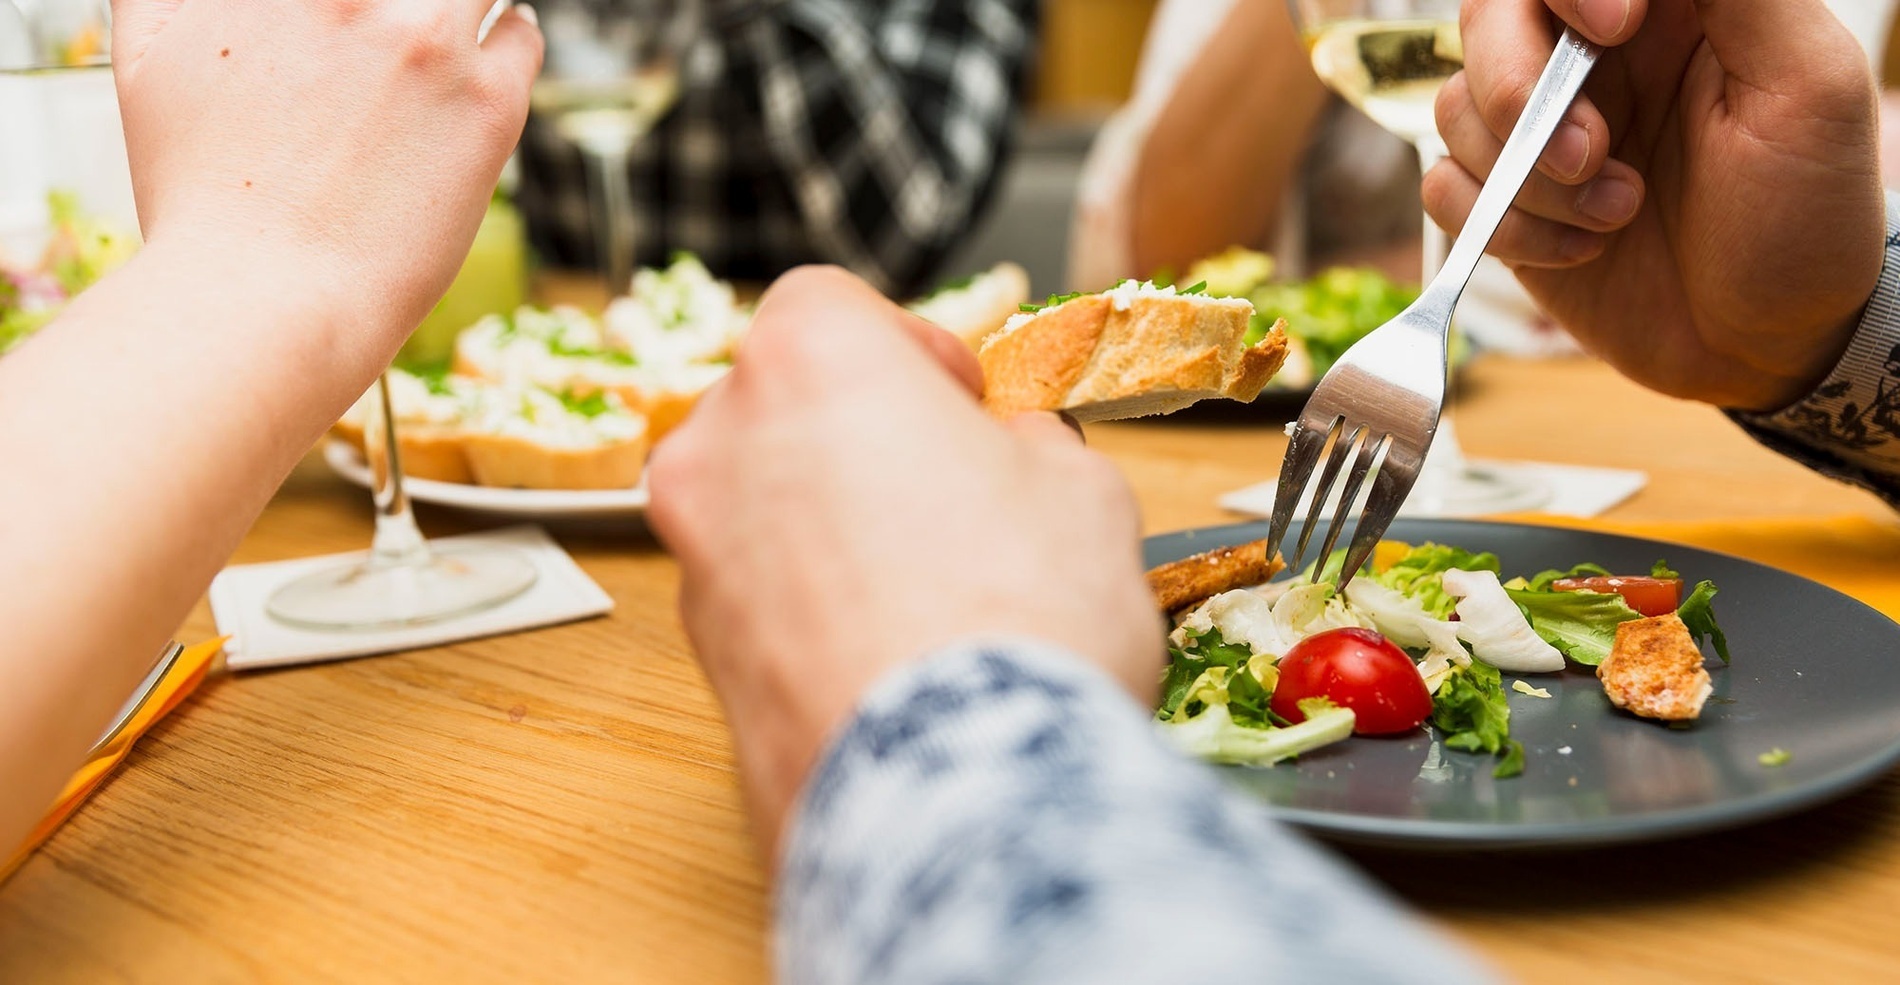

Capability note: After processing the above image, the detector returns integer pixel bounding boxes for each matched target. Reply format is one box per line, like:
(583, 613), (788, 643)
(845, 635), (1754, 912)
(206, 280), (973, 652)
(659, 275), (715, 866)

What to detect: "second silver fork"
(1265, 27), (1602, 588)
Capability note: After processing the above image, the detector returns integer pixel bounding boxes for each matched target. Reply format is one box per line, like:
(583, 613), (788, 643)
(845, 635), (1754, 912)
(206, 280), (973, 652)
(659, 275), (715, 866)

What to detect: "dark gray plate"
(1145, 518), (1900, 850)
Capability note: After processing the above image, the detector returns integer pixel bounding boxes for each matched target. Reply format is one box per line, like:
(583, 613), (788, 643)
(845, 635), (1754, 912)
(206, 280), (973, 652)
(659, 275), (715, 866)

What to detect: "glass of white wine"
(1290, 0), (1548, 515)
(530, 0), (691, 294)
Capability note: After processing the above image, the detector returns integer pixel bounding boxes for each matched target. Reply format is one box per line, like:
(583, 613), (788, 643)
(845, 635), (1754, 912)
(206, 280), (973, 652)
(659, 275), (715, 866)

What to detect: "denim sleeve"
(775, 639), (1494, 985)
(1728, 192), (1900, 508)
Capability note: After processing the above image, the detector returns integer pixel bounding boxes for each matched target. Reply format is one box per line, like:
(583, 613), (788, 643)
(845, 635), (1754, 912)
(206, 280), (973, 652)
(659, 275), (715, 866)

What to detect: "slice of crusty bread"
(1598, 613), (1713, 722)
(1146, 538), (1286, 613)
(462, 428), (649, 490)
(907, 262), (1032, 350)
(978, 289), (1288, 422)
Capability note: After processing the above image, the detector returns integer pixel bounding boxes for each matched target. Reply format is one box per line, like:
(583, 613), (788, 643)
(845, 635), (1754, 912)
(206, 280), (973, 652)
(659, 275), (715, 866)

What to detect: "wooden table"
(3, 355), (1896, 983)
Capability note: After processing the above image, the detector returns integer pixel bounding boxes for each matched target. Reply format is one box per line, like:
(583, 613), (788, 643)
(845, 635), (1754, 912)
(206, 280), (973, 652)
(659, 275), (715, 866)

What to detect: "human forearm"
(777, 641), (1490, 984)
(1129, 0), (1327, 277)
(0, 237), (397, 845)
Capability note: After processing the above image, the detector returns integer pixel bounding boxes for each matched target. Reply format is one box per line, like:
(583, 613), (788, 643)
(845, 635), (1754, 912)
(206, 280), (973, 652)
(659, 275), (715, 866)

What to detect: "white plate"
(322, 440), (649, 518)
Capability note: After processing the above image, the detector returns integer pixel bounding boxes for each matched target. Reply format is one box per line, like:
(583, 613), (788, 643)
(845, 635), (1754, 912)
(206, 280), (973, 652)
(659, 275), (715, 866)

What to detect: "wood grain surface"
(2, 353), (1897, 983)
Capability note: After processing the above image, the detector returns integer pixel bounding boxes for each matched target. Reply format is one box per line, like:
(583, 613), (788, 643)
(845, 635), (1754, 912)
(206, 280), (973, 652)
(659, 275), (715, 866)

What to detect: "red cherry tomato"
(1271, 627), (1431, 736)
(1550, 575), (1682, 617)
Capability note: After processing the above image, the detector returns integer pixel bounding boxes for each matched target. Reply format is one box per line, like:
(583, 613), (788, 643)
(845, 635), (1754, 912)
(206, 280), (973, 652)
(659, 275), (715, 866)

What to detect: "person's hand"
(647, 266), (1163, 863)
(111, 0), (543, 345)
(1424, 0), (1884, 410)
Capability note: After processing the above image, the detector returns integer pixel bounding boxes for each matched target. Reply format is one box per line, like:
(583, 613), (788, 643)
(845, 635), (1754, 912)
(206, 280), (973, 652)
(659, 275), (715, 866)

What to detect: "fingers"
(1551, 0), (1646, 45)
(1457, 1), (1613, 183)
(480, 3), (544, 88)
(747, 265), (985, 399)
(1004, 411), (1086, 449)
(1422, 158), (1608, 268)
(892, 310), (986, 399)
(1436, 72), (1645, 232)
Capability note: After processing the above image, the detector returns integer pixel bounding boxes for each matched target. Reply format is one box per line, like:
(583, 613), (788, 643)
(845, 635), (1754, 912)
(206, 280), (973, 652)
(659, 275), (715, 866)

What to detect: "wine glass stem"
(367, 372), (430, 568)
(583, 146), (636, 295)
(1415, 136), (1449, 282)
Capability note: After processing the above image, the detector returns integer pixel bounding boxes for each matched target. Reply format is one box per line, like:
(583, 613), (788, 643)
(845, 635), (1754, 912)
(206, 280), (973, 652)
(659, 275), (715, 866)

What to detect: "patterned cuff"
(1728, 192), (1900, 507)
(773, 639), (1491, 985)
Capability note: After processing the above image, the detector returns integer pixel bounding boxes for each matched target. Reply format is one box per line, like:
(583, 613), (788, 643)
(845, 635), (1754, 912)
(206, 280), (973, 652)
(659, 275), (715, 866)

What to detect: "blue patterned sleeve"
(775, 639), (1495, 985)
(1728, 192), (1900, 507)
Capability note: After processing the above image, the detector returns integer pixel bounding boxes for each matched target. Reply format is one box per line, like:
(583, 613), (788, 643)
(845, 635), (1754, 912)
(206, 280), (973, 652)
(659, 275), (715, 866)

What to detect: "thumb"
(109, 0), (184, 77)
(1694, 0), (1871, 96)
(1005, 410), (1087, 449)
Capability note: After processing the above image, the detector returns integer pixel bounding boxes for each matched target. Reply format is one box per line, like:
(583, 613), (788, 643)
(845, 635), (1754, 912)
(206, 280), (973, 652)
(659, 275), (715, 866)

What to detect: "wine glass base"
(266, 546), (538, 632)
(1406, 464), (1551, 517)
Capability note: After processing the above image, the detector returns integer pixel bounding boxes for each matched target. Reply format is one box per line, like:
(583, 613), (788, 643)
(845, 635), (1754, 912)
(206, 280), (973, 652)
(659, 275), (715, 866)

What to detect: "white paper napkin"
(1220, 459), (1647, 521)
(209, 525), (613, 671)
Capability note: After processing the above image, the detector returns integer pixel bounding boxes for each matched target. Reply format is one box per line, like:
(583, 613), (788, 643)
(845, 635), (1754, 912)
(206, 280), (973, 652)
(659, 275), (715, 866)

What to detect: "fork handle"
(1420, 28), (1601, 316)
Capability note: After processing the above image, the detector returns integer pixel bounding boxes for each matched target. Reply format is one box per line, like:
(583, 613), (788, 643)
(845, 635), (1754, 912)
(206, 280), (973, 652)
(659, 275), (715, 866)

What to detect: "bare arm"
(0, 0), (541, 849)
(1128, 0), (1328, 277)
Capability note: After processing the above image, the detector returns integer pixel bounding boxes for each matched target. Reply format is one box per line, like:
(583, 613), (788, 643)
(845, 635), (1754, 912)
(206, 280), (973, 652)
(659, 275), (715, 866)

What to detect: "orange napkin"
(1, 638), (223, 883)
(1506, 513), (1900, 621)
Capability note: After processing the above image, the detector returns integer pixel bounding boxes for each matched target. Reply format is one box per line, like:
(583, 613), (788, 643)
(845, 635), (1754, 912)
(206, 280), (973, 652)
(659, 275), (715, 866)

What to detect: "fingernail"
(1576, 0), (1630, 40)
(515, 2), (538, 26)
(1576, 177), (1639, 225)
(1545, 122), (1590, 180)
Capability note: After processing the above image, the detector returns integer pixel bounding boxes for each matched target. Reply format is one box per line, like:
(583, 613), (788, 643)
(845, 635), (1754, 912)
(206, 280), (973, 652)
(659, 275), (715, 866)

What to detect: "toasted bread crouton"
(1598, 613), (1712, 722)
(1146, 539), (1284, 613)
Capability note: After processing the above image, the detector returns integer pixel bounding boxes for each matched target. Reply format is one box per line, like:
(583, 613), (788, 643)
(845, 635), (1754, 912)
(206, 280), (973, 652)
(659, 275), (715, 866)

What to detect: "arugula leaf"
(1158, 651), (1209, 720)
(1504, 587), (1643, 666)
(1224, 658), (1275, 728)
(1651, 559), (1680, 579)
(1377, 543), (1501, 618)
(1431, 660), (1518, 777)
(1525, 562), (1612, 592)
(1677, 580), (1731, 664)
(1158, 628), (1252, 718)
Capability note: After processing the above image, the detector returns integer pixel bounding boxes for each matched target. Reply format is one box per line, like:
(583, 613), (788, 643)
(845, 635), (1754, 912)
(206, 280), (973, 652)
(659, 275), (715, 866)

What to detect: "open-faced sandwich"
(461, 384), (648, 490)
(454, 253), (742, 447)
(331, 369), (480, 484)
(978, 279), (1290, 422)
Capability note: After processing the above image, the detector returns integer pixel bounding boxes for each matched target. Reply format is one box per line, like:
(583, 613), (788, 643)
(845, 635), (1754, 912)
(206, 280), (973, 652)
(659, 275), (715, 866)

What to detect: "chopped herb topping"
(1179, 280), (1208, 295)
(1759, 747), (1792, 767)
(557, 388), (617, 419)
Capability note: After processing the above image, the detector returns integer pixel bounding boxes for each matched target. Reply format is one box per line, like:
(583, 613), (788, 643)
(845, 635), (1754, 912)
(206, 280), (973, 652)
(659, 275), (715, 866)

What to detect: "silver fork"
(1265, 27), (1601, 588)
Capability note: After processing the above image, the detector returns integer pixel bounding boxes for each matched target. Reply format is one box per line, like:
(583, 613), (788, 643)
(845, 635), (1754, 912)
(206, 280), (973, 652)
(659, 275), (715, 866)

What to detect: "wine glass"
(529, 0), (691, 294)
(1288, 0), (1549, 514)
(266, 372), (538, 630)
(266, 4), (538, 630)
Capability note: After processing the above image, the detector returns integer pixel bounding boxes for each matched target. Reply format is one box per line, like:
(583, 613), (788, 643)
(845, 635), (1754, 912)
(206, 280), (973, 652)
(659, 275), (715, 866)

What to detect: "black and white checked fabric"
(516, 0), (1038, 296)
(1731, 191), (1900, 508)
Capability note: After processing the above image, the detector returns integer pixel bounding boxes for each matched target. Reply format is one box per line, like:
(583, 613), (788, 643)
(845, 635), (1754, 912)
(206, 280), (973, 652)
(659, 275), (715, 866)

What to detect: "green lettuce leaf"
(1651, 559), (1680, 579)
(1504, 587), (1643, 666)
(1158, 698), (1355, 766)
(1430, 660), (1523, 777)
(1677, 580), (1731, 664)
(1377, 543), (1501, 618)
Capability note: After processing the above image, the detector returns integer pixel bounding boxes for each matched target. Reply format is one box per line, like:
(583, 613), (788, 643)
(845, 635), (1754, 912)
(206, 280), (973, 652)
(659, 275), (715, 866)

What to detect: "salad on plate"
(1151, 540), (1730, 778)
